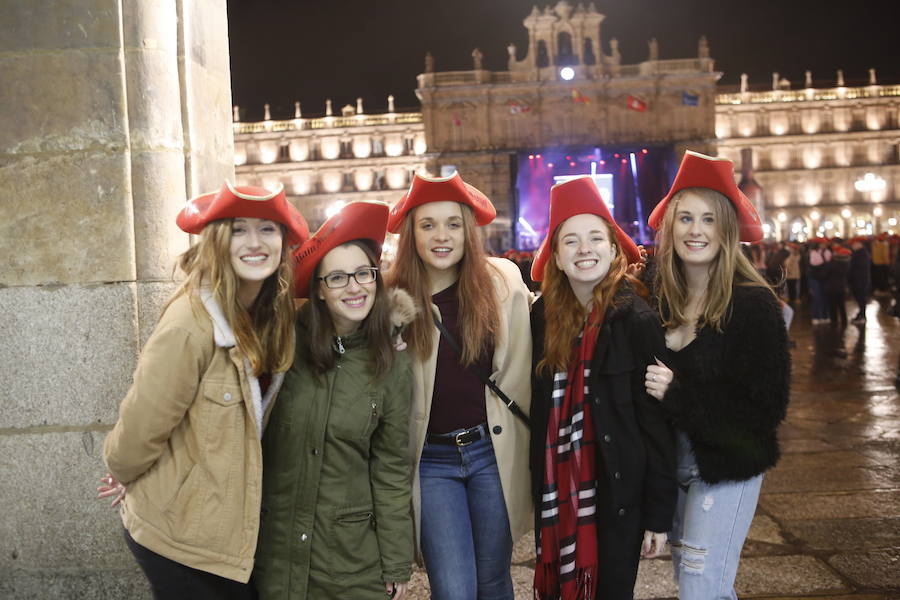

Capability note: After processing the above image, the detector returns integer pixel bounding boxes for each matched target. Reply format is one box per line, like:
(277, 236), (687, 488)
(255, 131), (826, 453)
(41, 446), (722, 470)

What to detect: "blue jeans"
(669, 432), (763, 600)
(808, 278), (828, 319)
(419, 425), (514, 600)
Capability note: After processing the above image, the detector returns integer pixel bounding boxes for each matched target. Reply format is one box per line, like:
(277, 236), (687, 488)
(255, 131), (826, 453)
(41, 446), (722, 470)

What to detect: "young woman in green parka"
(253, 201), (416, 600)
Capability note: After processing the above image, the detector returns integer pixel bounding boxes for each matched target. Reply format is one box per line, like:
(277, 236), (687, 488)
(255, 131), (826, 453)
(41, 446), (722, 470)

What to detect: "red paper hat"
(832, 246), (851, 256)
(387, 172), (496, 233)
(176, 181), (309, 246)
(292, 201), (389, 298)
(530, 176), (641, 282)
(648, 151), (763, 243)
(809, 237), (829, 244)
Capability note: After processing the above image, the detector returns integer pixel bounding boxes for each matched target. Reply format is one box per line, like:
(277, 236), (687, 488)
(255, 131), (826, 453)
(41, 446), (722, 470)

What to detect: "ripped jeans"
(669, 431), (763, 600)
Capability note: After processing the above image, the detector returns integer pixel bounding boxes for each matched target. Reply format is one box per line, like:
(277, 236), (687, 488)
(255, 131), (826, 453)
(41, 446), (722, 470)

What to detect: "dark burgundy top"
(428, 282), (493, 434)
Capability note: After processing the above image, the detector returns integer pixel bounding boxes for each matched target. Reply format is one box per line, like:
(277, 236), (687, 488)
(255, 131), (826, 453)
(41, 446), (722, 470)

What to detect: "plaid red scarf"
(534, 307), (602, 600)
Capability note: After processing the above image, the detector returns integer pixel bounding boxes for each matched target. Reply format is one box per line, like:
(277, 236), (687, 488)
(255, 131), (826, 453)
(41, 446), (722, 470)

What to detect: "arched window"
(556, 32), (575, 66)
(537, 40), (549, 68)
(583, 38), (596, 65)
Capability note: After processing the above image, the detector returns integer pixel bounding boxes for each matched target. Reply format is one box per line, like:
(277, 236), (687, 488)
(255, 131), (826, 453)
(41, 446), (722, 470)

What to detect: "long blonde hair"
(169, 219), (295, 375)
(654, 187), (771, 331)
(387, 204), (499, 365)
(537, 220), (644, 374)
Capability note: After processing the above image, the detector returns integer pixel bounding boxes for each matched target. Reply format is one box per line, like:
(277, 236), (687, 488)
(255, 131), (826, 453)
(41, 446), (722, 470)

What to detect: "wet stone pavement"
(406, 295), (900, 599)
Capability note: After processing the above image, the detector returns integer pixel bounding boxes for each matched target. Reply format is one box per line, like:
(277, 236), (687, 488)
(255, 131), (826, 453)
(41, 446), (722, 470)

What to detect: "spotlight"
(560, 67), (575, 81)
(613, 153), (620, 159)
(641, 148), (648, 154)
(621, 158), (627, 164)
(599, 160), (605, 166)
(547, 162), (554, 168)
(528, 154), (534, 160)
(536, 154), (542, 159)
(569, 161), (576, 167)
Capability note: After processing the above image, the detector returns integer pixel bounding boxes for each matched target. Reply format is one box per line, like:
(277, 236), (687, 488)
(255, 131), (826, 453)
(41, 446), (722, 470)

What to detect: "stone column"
(0, 1), (234, 597)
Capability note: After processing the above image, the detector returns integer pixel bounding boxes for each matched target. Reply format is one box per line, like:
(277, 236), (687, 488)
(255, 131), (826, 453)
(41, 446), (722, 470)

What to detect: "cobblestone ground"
(406, 295), (900, 599)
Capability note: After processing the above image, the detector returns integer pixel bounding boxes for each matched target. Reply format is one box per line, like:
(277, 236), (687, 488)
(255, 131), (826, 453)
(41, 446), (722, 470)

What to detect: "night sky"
(226, 0), (898, 122)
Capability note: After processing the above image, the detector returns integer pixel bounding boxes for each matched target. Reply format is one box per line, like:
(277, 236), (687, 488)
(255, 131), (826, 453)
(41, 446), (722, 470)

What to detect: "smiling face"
(413, 201), (466, 281)
(317, 243), (377, 336)
(554, 213), (617, 303)
(229, 217), (283, 286)
(672, 191), (722, 268)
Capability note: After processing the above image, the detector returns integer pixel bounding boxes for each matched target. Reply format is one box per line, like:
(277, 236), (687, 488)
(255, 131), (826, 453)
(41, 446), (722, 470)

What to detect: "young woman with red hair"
(528, 176), (676, 600)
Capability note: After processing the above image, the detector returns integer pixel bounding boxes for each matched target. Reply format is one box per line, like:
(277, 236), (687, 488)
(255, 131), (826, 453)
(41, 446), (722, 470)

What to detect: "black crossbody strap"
(432, 314), (530, 428)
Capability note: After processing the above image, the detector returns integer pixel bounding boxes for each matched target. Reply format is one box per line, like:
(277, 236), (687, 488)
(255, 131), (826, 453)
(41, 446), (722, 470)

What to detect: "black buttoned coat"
(530, 283), (677, 600)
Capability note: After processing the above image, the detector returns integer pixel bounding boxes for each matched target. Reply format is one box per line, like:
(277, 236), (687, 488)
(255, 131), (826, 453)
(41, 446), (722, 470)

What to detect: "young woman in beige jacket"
(98, 182), (308, 599)
(387, 172), (532, 600)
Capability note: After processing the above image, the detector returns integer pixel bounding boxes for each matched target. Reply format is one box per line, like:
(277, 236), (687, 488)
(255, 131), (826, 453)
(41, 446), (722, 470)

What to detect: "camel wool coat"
(406, 257), (534, 554)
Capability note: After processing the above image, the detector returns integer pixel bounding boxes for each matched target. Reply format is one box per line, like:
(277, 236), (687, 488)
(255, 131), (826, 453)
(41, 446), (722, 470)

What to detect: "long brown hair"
(170, 219), (295, 375)
(305, 241), (395, 378)
(387, 203), (499, 365)
(537, 219), (642, 374)
(654, 187), (772, 331)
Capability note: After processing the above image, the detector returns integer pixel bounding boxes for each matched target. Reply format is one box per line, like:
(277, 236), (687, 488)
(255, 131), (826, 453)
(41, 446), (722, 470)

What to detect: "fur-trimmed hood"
(387, 286), (417, 334)
(199, 289), (284, 439)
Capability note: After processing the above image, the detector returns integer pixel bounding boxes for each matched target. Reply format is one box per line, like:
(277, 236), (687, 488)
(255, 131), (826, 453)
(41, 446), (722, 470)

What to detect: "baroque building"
(716, 71), (900, 241)
(233, 1), (899, 248)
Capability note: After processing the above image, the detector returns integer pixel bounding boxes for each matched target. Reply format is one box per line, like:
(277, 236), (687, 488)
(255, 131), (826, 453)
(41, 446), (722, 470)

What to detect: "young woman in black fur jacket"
(646, 151), (790, 600)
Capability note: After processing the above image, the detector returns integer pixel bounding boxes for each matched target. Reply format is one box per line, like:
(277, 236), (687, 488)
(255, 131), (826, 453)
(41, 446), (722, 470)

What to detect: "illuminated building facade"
(233, 1), (900, 246)
(716, 73), (900, 240)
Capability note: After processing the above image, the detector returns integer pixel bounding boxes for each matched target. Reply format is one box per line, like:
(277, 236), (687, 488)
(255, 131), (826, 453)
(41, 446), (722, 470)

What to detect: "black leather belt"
(426, 424), (485, 447)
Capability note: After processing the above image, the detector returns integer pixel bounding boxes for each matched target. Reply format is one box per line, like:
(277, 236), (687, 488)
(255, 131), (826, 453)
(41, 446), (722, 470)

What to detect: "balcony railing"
(233, 112), (423, 135)
(717, 84), (900, 105)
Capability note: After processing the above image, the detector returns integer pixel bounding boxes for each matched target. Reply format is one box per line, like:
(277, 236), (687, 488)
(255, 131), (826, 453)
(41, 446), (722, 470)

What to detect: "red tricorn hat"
(387, 171), (496, 233)
(292, 201), (389, 298)
(648, 151), (763, 243)
(530, 176), (641, 282)
(176, 181), (309, 246)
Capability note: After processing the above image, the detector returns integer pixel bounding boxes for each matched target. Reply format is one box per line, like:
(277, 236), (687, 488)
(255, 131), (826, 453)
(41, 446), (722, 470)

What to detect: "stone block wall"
(0, 1), (233, 597)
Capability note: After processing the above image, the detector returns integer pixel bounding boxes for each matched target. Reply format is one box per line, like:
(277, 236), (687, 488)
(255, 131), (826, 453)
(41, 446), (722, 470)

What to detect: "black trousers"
(827, 291), (847, 326)
(123, 528), (256, 600)
(786, 279), (799, 303)
(850, 285), (868, 318)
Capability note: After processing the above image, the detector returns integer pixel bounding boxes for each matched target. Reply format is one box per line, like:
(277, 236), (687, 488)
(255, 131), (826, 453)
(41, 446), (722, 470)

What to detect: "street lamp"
(854, 172), (886, 193)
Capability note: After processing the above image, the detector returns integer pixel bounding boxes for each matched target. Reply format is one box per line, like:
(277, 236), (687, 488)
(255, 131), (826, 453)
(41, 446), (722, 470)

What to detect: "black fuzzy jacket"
(530, 284), (677, 599)
(663, 285), (790, 484)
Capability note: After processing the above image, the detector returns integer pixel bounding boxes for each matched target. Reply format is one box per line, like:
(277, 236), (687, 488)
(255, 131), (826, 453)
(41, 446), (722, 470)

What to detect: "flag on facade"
(452, 114), (462, 126)
(626, 95), (647, 112)
(507, 100), (531, 115)
(571, 89), (590, 103)
(682, 91), (699, 106)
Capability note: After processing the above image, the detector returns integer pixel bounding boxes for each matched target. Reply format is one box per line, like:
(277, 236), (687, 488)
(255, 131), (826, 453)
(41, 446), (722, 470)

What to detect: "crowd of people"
(97, 151), (796, 600)
(503, 230), (900, 331)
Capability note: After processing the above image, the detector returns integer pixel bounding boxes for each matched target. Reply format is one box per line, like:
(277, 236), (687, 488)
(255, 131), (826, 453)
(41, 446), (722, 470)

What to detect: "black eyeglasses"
(318, 267), (379, 289)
